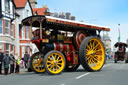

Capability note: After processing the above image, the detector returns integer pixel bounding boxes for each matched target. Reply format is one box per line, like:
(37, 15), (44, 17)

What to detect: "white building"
(14, 0), (33, 58)
(102, 32), (111, 55)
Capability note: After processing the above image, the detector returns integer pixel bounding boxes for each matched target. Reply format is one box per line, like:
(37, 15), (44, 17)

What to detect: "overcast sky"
(37, 0), (128, 50)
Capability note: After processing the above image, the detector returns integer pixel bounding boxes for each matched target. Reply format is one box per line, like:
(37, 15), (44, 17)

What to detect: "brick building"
(0, 0), (15, 56)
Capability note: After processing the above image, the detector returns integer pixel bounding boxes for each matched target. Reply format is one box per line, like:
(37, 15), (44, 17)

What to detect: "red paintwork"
(54, 43), (78, 64)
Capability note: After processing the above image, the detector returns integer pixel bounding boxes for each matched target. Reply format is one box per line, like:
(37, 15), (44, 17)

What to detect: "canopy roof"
(22, 15), (110, 32)
(114, 42), (128, 47)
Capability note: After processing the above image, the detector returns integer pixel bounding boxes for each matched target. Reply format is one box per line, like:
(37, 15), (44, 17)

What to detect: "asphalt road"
(0, 60), (128, 85)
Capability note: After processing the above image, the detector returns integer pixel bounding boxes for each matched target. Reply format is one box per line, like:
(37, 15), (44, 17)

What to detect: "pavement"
(0, 59), (128, 85)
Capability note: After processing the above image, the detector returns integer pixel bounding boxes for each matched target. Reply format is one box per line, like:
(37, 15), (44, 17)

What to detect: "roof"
(14, 0), (27, 8)
(14, 0), (33, 15)
(114, 42), (127, 47)
(33, 8), (46, 15)
(22, 15), (110, 32)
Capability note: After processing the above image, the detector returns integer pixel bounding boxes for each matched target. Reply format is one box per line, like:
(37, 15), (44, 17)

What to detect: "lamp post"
(118, 24), (120, 42)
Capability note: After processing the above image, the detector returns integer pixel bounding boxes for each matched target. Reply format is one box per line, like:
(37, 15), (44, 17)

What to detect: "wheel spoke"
(94, 49), (102, 53)
(89, 41), (92, 50)
(86, 55), (91, 60)
(57, 63), (62, 65)
(93, 44), (100, 50)
(57, 59), (62, 62)
(87, 44), (91, 49)
(92, 40), (96, 48)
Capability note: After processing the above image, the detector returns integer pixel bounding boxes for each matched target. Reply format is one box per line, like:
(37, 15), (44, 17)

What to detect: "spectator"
(9, 52), (15, 74)
(3, 52), (10, 75)
(20, 58), (24, 68)
(24, 51), (29, 68)
(15, 53), (20, 73)
(0, 48), (4, 74)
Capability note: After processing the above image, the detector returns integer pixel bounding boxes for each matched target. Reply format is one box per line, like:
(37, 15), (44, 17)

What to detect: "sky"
(37, 0), (128, 50)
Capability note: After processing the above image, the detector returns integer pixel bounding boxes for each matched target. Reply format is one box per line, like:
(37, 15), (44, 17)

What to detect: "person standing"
(3, 52), (10, 75)
(23, 51), (29, 68)
(15, 53), (20, 73)
(9, 52), (15, 74)
(0, 48), (4, 74)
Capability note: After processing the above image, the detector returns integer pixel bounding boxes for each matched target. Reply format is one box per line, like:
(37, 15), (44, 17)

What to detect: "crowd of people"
(0, 48), (30, 75)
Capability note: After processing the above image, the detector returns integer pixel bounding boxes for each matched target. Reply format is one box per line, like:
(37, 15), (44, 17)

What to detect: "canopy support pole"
(40, 22), (42, 39)
(30, 24), (32, 40)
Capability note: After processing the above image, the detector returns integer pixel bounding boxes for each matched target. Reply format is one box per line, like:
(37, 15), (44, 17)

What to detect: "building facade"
(14, 0), (33, 58)
(0, 0), (15, 56)
(102, 32), (111, 55)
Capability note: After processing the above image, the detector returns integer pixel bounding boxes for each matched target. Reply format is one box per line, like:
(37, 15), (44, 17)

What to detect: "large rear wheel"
(44, 51), (66, 75)
(79, 37), (105, 71)
(30, 52), (45, 73)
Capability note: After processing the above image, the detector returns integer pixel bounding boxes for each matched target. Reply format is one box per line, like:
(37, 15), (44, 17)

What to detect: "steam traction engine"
(22, 15), (110, 75)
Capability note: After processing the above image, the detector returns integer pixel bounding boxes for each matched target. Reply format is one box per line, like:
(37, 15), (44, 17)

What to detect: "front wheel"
(30, 52), (45, 73)
(79, 37), (105, 72)
(44, 50), (66, 75)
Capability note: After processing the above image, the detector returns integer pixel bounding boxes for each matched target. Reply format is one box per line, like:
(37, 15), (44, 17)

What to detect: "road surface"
(0, 60), (128, 85)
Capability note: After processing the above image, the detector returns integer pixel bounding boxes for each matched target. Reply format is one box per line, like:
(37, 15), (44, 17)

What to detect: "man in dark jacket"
(24, 51), (29, 68)
(9, 52), (15, 73)
(0, 49), (4, 74)
(3, 52), (10, 75)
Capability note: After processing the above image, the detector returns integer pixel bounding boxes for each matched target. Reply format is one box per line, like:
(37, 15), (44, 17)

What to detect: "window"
(5, 43), (10, 55)
(5, 0), (10, 12)
(26, 46), (29, 54)
(0, 43), (3, 51)
(5, 20), (9, 34)
(22, 46), (25, 58)
(11, 24), (13, 36)
(26, 26), (29, 39)
(22, 27), (25, 39)
(0, 19), (3, 34)
(11, 45), (14, 54)
(26, 9), (29, 17)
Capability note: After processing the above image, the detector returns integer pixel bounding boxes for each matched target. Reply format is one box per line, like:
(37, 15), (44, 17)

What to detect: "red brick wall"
(3, 19), (5, 34)
(4, 43), (6, 53)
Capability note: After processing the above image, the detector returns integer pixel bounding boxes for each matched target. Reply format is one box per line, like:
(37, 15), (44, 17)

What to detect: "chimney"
(65, 12), (71, 19)
(71, 16), (75, 20)
(29, 0), (37, 8)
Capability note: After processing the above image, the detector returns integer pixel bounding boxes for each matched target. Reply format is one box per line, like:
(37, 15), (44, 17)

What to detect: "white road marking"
(75, 72), (90, 79)
(75, 63), (111, 80)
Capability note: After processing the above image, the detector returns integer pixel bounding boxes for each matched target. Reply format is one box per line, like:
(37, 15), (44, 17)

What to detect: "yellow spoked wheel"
(44, 51), (66, 75)
(30, 52), (45, 73)
(79, 37), (105, 71)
